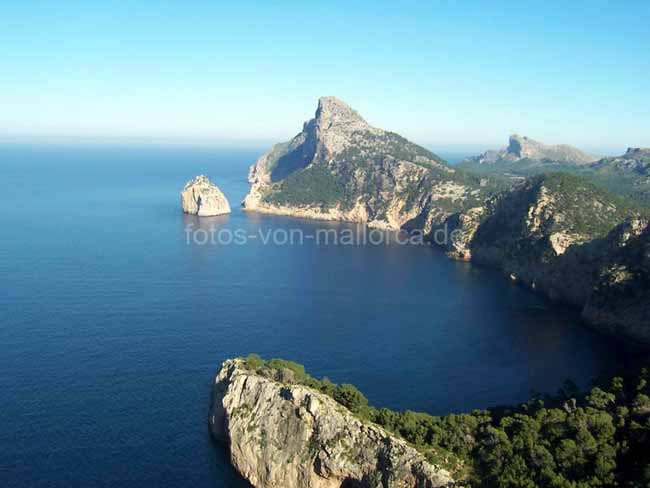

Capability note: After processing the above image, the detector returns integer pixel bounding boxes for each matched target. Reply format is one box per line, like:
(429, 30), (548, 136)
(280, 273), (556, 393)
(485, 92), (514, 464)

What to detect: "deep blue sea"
(0, 144), (630, 487)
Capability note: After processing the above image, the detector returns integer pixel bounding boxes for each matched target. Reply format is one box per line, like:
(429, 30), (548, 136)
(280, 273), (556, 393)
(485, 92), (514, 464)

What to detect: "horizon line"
(0, 133), (629, 157)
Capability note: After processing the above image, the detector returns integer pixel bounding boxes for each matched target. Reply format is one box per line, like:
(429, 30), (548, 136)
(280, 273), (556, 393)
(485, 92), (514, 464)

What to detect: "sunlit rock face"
(209, 359), (457, 488)
(181, 175), (231, 216)
(243, 96), (486, 230)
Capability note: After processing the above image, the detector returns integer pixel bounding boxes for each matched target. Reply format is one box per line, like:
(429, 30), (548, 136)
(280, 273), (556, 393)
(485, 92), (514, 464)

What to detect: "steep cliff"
(240, 99), (649, 344)
(209, 357), (650, 488)
(583, 218), (650, 344)
(209, 359), (457, 488)
(467, 173), (636, 306)
(243, 97), (488, 230)
(434, 173), (650, 343)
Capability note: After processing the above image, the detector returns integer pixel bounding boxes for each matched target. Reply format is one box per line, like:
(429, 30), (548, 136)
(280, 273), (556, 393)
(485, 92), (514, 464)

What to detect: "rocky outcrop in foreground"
(181, 175), (231, 216)
(243, 96), (488, 230)
(210, 359), (456, 488)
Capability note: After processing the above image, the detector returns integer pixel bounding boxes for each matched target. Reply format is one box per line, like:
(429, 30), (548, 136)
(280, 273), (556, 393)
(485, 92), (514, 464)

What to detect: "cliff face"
(181, 175), (231, 216)
(209, 359), (456, 488)
(435, 173), (650, 344)
(243, 97), (486, 230)
(583, 219), (650, 344)
(467, 173), (633, 306)
(241, 98), (649, 345)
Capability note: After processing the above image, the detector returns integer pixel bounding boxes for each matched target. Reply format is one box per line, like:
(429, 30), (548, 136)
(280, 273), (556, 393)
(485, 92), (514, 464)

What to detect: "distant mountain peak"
(313, 96), (369, 130)
(507, 134), (539, 158)
(468, 134), (599, 165)
(624, 147), (650, 158)
(506, 134), (597, 163)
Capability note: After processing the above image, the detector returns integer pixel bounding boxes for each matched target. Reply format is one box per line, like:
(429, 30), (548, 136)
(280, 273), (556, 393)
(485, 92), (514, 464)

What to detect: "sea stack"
(181, 175), (231, 216)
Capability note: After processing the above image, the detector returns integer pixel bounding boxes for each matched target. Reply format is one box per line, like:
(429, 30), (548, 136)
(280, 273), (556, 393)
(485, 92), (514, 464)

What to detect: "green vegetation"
(473, 173), (646, 252)
(241, 354), (650, 487)
(459, 155), (650, 209)
(589, 173), (650, 208)
(262, 126), (507, 215)
(536, 173), (645, 237)
(264, 163), (355, 209)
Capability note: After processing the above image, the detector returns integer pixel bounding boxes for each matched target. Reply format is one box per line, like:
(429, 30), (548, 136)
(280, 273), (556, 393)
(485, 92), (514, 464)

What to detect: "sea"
(0, 143), (631, 487)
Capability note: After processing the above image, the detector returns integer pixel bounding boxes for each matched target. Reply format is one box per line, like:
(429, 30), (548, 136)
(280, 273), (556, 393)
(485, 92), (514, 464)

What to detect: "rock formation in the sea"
(243, 96), (489, 230)
(181, 175), (231, 216)
(464, 134), (599, 167)
(209, 359), (457, 488)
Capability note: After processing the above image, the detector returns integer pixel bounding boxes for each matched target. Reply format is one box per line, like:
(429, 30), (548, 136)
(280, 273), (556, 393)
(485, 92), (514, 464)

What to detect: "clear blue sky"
(1, 0), (648, 154)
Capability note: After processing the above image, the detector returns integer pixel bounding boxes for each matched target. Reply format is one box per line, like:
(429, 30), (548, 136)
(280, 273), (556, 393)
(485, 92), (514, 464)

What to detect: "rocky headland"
(209, 358), (457, 488)
(240, 98), (649, 345)
(181, 175), (231, 216)
(436, 173), (649, 343)
(243, 96), (490, 231)
(210, 356), (650, 487)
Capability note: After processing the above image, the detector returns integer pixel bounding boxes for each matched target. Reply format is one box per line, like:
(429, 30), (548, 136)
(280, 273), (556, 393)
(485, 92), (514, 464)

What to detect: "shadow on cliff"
(340, 478), (367, 488)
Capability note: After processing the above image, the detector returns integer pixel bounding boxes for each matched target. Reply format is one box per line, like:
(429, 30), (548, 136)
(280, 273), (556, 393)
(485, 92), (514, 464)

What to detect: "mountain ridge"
(459, 139), (650, 206)
(243, 97), (490, 230)
(241, 97), (650, 346)
(466, 134), (599, 166)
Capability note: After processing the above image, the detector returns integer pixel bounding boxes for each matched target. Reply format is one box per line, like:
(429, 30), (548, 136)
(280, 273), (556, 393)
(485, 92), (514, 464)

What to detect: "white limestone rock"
(181, 175), (231, 216)
(210, 359), (458, 488)
(242, 96), (482, 230)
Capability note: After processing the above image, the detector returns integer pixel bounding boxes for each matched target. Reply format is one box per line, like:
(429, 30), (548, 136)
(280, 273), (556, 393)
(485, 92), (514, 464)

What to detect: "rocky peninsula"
(243, 96), (489, 230)
(210, 356), (650, 488)
(435, 173), (650, 344)
(240, 98), (649, 346)
(210, 358), (457, 488)
(181, 175), (231, 216)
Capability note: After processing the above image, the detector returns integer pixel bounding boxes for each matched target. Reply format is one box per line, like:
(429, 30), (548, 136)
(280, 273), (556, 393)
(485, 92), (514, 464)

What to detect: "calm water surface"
(0, 144), (629, 487)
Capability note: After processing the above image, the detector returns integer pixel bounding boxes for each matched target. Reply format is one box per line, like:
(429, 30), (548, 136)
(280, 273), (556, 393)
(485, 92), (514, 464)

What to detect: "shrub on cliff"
(240, 355), (650, 487)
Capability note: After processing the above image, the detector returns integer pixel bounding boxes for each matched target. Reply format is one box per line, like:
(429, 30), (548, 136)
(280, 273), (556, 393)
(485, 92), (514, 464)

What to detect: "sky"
(1, 0), (649, 154)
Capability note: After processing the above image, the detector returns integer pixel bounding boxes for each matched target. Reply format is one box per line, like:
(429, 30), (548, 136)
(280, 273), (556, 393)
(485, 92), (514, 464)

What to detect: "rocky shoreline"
(209, 359), (458, 488)
(240, 98), (649, 347)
